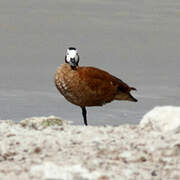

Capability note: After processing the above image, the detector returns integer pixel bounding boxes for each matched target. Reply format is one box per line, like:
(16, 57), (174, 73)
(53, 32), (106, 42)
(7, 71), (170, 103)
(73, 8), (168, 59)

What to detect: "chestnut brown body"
(55, 64), (137, 109)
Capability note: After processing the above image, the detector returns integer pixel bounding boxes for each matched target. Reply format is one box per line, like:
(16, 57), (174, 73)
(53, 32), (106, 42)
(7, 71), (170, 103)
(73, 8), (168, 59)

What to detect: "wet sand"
(0, 0), (180, 125)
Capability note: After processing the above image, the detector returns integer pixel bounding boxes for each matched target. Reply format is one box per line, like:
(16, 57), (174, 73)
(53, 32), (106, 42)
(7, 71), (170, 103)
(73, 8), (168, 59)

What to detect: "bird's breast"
(55, 65), (88, 106)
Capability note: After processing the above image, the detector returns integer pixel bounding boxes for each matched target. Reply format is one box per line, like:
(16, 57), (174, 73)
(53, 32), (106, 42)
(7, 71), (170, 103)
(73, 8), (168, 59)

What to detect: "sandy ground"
(0, 106), (180, 180)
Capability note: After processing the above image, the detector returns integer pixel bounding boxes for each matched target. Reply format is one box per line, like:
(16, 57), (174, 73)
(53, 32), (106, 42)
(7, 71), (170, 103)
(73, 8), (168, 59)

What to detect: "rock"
(139, 106), (180, 132)
(19, 116), (67, 130)
(30, 162), (101, 180)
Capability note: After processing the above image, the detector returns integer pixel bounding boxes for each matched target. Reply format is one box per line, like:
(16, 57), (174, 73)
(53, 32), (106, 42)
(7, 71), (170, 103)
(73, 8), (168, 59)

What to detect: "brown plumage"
(55, 47), (137, 125)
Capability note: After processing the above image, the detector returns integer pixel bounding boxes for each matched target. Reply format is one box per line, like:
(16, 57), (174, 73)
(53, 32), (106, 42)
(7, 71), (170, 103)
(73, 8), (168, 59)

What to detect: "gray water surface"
(0, 0), (180, 125)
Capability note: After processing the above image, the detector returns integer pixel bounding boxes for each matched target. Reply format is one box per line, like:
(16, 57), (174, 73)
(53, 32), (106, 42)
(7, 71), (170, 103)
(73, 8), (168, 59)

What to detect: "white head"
(65, 47), (79, 69)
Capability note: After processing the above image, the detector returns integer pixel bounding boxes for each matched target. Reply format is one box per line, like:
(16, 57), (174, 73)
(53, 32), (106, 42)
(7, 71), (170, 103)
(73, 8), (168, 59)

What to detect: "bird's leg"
(81, 107), (88, 126)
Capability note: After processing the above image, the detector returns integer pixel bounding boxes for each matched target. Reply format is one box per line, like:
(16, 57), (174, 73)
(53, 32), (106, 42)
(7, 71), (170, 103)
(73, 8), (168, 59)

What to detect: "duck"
(54, 47), (137, 126)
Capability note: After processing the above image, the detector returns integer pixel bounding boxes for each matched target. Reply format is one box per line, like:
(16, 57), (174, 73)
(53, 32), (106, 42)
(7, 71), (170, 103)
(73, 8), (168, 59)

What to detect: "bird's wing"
(78, 66), (131, 94)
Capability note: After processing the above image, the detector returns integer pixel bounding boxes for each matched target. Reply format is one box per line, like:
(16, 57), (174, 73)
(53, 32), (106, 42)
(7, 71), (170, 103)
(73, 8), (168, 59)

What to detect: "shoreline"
(0, 106), (180, 180)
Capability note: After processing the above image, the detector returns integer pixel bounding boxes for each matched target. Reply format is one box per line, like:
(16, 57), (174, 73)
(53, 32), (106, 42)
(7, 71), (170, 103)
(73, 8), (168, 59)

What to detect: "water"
(0, 0), (180, 125)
